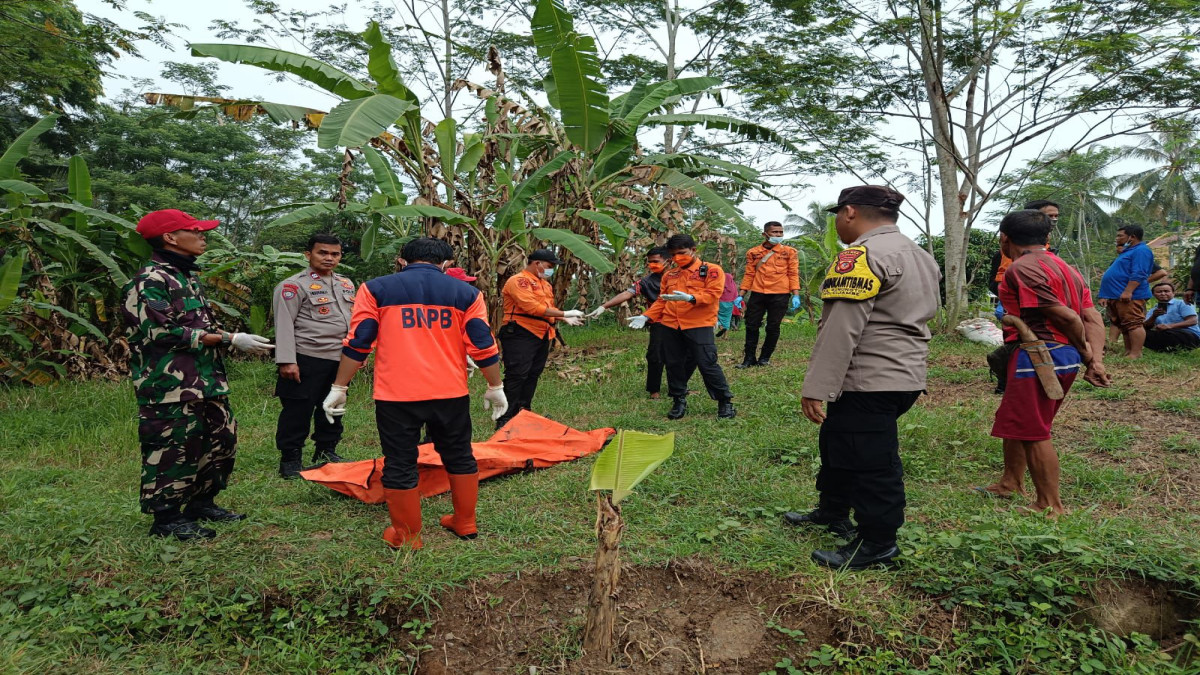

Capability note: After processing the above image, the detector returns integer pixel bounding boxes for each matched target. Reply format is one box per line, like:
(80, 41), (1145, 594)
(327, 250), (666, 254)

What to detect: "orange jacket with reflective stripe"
(644, 258), (725, 330)
(741, 243), (800, 294)
(342, 264), (500, 402)
(501, 269), (558, 339)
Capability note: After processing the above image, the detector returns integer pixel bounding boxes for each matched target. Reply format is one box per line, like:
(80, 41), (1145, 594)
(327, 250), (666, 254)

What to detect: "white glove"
(562, 310), (585, 318)
(562, 316), (585, 326)
(466, 356), (478, 378)
(323, 384), (348, 424)
(230, 332), (275, 354)
(627, 315), (649, 330)
(483, 384), (509, 421)
(662, 291), (695, 302)
(586, 306), (607, 319)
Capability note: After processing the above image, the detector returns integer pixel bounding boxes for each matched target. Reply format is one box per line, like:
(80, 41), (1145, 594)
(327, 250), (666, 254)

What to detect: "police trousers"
(646, 322), (667, 394)
(274, 353), (344, 460)
(498, 323), (551, 426)
(137, 397), (238, 514)
(662, 326), (733, 401)
(743, 292), (790, 361)
(816, 391), (920, 544)
(376, 397), (476, 490)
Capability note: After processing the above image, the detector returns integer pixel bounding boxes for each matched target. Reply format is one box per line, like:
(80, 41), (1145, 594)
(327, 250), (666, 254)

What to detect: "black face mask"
(155, 248), (199, 274)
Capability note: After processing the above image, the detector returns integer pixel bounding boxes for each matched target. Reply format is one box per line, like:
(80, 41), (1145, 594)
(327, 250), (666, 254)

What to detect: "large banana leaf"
(360, 146), (406, 204)
(620, 77), (723, 127)
(589, 430), (675, 504)
(190, 44), (374, 101)
(0, 179), (45, 197)
(0, 250), (25, 313)
(264, 202), (369, 230)
(644, 168), (748, 227)
(30, 202), (137, 231)
(67, 156), (92, 206)
(531, 0), (574, 58)
(362, 22), (421, 109)
(457, 134), (486, 175)
(642, 114), (799, 154)
(31, 219), (128, 287)
(490, 151), (573, 232)
(375, 204), (475, 225)
(551, 37), (609, 152)
(641, 153), (762, 183)
(434, 118), (457, 202)
(28, 301), (107, 342)
(317, 95), (416, 150)
(0, 113), (58, 179)
(574, 210), (627, 252)
(529, 228), (615, 273)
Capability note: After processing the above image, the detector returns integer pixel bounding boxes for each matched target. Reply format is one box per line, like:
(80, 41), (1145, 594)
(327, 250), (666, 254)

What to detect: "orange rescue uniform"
(644, 258), (726, 329)
(501, 269), (559, 339)
(741, 244), (800, 294)
(342, 264), (500, 402)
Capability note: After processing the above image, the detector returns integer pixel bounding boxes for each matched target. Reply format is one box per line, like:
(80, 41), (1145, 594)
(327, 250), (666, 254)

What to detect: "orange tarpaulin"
(300, 410), (615, 503)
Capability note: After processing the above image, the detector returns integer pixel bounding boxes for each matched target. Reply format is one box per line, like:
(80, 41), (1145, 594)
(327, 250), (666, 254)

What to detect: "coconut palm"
(1119, 118), (1200, 228)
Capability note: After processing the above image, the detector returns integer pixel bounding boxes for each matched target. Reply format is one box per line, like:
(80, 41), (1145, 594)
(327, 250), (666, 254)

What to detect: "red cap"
(446, 267), (477, 282)
(136, 209), (220, 239)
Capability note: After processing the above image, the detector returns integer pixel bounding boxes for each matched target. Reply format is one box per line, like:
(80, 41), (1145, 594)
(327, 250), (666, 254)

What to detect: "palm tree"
(783, 200), (835, 238)
(1119, 118), (1200, 228)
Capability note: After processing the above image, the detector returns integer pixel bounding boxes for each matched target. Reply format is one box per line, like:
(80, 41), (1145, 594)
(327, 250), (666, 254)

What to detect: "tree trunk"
(582, 494), (623, 665)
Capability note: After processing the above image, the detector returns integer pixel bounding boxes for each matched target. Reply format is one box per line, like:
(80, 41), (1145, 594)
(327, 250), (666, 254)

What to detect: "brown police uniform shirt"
(801, 224), (941, 401)
(273, 267), (355, 363)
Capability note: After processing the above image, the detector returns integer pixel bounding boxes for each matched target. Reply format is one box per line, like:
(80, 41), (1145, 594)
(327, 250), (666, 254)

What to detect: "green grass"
(2, 322), (1198, 673)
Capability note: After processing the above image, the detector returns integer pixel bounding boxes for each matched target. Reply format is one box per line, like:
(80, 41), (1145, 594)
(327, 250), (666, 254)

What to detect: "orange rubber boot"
(382, 487), (423, 550)
(439, 472), (479, 539)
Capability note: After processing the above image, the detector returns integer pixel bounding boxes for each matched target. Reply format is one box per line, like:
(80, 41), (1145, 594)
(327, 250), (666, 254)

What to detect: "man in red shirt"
(322, 237), (508, 549)
(495, 249), (585, 428)
(982, 210), (1110, 516)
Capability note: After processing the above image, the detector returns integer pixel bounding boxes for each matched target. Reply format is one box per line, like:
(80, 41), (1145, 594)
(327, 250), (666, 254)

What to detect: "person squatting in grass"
(785, 185), (942, 571)
(737, 220), (802, 369)
(123, 209), (275, 540)
(322, 237), (509, 550)
(980, 210), (1111, 516)
(587, 247), (671, 399)
(494, 248), (586, 429)
(272, 233), (356, 478)
(1142, 280), (1200, 352)
(626, 234), (736, 420)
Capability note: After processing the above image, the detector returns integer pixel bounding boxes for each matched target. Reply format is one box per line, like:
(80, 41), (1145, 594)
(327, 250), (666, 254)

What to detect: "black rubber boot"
(756, 357), (772, 367)
(279, 459), (304, 479)
(667, 397), (688, 420)
(149, 508), (215, 540)
(717, 400), (736, 419)
(782, 509), (856, 538)
(812, 538), (900, 570)
(183, 498), (246, 522)
(735, 355), (757, 369)
(312, 447), (347, 463)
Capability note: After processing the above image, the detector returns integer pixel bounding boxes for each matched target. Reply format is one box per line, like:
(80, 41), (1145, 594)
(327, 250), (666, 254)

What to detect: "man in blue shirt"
(1099, 224), (1154, 359)
(1143, 281), (1200, 352)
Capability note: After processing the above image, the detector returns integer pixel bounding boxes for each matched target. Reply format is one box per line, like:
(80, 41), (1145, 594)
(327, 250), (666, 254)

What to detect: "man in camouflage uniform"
(273, 233), (356, 478)
(123, 209), (274, 540)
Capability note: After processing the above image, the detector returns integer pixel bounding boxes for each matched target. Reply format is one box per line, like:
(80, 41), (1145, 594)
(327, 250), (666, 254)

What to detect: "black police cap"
(529, 248), (564, 265)
(827, 185), (906, 213)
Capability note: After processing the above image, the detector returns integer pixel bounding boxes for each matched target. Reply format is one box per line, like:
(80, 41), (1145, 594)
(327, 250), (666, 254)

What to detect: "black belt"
(507, 313), (567, 348)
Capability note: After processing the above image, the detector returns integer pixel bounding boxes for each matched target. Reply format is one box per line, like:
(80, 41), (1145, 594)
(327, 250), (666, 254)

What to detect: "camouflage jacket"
(122, 252), (229, 405)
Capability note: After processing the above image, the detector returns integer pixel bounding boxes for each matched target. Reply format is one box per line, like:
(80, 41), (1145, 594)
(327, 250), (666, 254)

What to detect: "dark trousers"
(1145, 328), (1200, 352)
(376, 397), (476, 490)
(816, 391), (921, 544)
(498, 323), (551, 425)
(138, 397), (237, 513)
(646, 322), (667, 394)
(743, 292), (790, 361)
(662, 326), (733, 401)
(275, 353), (344, 461)
(986, 342), (1019, 391)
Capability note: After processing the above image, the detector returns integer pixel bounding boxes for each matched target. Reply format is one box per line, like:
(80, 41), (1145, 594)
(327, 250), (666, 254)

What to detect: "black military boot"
(183, 497), (247, 522)
(717, 400), (736, 419)
(279, 448), (304, 479)
(149, 507), (216, 540)
(811, 538), (900, 570)
(782, 509), (856, 538)
(312, 447), (347, 463)
(756, 357), (772, 367)
(735, 353), (757, 369)
(667, 397), (688, 420)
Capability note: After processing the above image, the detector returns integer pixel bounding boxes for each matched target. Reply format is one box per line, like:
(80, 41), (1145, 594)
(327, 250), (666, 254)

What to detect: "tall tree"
(728, 0), (1200, 324)
(1118, 118), (1200, 229)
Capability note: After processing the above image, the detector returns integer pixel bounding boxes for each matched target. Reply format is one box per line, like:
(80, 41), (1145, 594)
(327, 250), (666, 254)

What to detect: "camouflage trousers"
(138, 397), (238, 513)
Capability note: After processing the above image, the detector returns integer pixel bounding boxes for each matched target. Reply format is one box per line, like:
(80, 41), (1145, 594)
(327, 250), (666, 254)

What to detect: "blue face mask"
(767, 236), (784, 245)
(543, 267), (555, 279)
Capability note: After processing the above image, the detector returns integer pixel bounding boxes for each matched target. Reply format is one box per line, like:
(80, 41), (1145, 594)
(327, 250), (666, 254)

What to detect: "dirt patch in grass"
(414, 558), (952, 674)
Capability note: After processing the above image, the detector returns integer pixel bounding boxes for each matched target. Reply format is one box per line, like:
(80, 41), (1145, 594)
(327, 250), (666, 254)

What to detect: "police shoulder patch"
(820, 246), (881, 301)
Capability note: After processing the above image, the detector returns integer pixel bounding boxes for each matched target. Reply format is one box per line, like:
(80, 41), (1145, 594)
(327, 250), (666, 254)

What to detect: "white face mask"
(543, 266), (555, 279)
(767, 236), (784, 245)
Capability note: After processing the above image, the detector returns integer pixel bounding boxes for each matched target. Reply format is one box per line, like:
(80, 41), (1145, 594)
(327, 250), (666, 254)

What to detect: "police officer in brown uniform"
(783, 186), (941, 570)
(273, 234), (356, 477)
